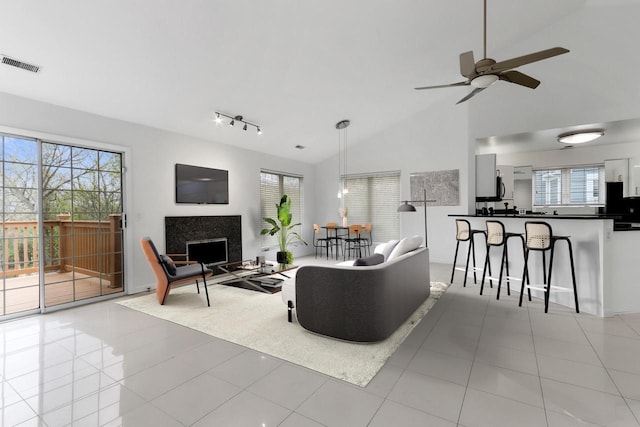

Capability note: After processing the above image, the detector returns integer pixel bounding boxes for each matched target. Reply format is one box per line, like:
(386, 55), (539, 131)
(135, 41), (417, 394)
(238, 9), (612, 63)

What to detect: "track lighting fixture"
(214, 112), (262, 135)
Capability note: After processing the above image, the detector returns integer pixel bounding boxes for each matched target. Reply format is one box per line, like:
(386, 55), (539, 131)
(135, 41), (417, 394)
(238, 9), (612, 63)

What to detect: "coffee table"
(213, 260), (297, 294)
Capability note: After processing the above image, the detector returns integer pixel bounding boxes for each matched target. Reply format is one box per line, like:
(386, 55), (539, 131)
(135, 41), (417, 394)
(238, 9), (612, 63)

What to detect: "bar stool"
(519, 221), (579, 313)
(450, 219), (486, 286)
(480, 220), (526, 300)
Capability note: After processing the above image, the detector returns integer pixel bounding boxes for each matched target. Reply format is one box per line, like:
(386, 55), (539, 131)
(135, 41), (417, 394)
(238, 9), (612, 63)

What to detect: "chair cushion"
(353, 253), (385, 266)
(387, 235), (423, 261)
(160, 255), (177, 275)
(374, 239), (399, 261)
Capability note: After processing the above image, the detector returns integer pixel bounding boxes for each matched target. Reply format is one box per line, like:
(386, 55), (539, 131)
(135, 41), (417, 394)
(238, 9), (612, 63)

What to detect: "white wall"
(0, 92), (317, 294)
(314, 97), (472, 264)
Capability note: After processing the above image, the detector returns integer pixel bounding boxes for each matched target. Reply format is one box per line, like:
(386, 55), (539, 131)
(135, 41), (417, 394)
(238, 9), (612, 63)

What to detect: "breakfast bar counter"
(450, 214), (640, 316)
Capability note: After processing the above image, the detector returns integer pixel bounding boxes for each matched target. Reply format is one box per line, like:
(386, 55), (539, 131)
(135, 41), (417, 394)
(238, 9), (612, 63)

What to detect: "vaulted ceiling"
(0, 0), (603, 162)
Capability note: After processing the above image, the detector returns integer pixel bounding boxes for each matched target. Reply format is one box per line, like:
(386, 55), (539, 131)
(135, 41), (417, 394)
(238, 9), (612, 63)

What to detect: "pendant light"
(336, 119), (350, 199)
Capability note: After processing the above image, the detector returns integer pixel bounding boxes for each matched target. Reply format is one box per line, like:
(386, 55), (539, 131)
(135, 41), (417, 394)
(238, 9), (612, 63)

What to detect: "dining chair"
(325, 222), (343, 259)
(343, 224), (364, 260)
(313, 223), (331, 258)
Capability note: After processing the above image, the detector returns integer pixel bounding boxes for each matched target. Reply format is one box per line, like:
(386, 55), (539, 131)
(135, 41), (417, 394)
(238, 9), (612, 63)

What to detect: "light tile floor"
(1, 260), (640, 426)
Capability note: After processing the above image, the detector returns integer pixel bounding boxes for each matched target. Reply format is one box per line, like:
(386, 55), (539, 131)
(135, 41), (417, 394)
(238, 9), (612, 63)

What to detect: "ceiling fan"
(415, 0), (569, 104)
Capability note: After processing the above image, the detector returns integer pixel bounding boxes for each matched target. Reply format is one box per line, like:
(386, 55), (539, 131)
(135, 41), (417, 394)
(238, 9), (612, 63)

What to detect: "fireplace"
(186, 238), (228, 267)
(165, 215), (242, 265)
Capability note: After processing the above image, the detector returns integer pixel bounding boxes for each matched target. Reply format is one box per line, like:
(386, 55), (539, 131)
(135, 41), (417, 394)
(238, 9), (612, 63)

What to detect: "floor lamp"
(397, 189), (436, 247)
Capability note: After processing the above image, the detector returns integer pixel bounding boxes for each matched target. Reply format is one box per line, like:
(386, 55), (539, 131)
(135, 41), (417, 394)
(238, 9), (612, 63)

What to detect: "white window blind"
(260, 171), (302, 249)
(343, 172), (400, 243)
(533, 165), (604, 207)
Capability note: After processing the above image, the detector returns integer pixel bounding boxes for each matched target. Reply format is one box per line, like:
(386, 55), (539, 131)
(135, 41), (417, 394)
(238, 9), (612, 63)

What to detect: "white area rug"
(117, 281), (448, 387)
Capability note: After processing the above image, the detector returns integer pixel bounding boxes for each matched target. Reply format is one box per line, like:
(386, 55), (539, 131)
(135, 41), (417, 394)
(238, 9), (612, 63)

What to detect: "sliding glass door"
(1, 135), (40, 315)
(1, 135), (125, 318)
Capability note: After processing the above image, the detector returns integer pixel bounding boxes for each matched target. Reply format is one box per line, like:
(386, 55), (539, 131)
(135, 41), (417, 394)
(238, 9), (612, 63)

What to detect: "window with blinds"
(343, 172), (400, 243)
(533, 165), (604, 207)
(260, 171), (303, 249)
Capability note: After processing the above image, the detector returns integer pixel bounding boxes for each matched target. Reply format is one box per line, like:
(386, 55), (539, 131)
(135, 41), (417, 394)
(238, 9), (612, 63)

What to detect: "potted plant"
(260, 194), (307, 264)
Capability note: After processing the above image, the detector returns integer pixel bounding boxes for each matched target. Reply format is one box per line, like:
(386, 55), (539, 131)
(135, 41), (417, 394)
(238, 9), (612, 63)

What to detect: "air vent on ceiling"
(1, 55), (41, 73)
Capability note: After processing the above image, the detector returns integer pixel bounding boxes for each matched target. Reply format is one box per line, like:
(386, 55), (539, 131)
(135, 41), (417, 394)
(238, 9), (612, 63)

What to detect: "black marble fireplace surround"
(165, 215), (242, 265)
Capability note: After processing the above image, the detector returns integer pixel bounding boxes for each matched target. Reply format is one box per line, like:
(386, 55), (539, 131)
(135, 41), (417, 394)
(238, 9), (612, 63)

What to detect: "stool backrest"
(486, 220), (506, 246)
(525, 221), (552, 250)
(455, 219), (471, 241)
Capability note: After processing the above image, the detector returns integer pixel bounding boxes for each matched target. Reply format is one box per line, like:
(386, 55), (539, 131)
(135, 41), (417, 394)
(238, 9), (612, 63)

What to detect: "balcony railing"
(2, 214), (123, 287)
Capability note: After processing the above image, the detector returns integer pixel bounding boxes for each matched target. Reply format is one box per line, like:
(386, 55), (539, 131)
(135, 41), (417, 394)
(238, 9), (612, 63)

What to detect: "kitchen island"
(450, 214), (639, 316)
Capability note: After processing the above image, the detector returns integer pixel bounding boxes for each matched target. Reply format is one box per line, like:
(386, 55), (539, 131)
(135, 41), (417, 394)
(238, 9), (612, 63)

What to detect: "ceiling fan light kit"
(557, 130), (604, 144)
(414, 0), (569, 104)
(471, 74), (499, 88)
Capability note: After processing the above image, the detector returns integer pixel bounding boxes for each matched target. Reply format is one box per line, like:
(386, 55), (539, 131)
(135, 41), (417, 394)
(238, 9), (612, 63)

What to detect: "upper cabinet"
(629, 157), (640, 197)
(605, 158), (630, 197)
(476, 153), (497, 199)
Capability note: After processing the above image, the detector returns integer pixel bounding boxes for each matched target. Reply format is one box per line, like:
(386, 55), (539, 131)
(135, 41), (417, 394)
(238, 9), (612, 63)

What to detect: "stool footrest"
(455, 267), (483, 272)
(524, 284), (575, 293)
(485, 275), (522, 282)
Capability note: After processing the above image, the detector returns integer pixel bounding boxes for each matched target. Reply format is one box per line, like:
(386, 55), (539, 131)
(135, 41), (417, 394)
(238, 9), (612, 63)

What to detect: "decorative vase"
(342, 216), (348, 227)
(276, 251), (288, 264)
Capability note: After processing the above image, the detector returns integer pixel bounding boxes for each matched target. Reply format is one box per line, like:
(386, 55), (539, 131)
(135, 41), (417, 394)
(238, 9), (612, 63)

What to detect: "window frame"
(259, 170), (303, 250)
(532, 164), (605, 207)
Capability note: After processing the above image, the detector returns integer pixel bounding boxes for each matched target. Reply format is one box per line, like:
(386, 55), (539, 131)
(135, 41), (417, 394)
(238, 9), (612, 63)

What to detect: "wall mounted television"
(175, 163), (229, 204)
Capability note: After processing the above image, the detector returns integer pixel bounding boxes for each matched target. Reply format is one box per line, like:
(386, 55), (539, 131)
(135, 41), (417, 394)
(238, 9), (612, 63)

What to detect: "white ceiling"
(0, 0), (592, 163)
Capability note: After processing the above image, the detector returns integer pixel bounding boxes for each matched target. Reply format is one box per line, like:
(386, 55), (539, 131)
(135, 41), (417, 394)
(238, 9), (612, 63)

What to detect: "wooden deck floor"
(1, 271), (123, 316)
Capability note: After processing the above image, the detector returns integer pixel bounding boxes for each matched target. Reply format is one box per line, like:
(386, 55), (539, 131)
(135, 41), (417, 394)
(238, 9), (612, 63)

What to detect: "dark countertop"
(449, 214), (620, 220)
(449, 213), (640, 231)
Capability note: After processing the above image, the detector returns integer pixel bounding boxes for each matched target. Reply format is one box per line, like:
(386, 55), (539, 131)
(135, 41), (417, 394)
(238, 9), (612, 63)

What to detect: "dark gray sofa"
(294, 247), (430, 342)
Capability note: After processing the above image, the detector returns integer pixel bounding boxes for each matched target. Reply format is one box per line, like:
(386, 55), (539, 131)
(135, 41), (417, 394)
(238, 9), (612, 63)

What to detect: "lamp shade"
(397, 201), (417, 212)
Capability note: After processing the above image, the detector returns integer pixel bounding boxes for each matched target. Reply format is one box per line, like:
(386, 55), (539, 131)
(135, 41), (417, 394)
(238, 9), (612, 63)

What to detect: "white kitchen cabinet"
(476, 153), (497, 199)
(605, 158), (630, 197)
(628, 157), (640, 196)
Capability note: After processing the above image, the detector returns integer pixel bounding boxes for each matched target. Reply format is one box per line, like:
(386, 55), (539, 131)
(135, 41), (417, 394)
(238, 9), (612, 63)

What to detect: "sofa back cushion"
(374, 239), (399, 261)
(353, 253), (385, 266)
(387, 235), (423, 261)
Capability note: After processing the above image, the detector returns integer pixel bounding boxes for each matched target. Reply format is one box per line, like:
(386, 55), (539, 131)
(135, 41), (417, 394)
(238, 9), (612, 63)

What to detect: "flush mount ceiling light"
(214, 112), (262, 135)
(557, 129), (604, 144)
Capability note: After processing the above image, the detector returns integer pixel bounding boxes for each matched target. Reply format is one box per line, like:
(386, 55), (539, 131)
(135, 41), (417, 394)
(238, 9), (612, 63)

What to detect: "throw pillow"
(353, 253), (385, 266)
(387, 235), (423, 261)
(160, 255), (177, 275)
(379, 239), (399, 261)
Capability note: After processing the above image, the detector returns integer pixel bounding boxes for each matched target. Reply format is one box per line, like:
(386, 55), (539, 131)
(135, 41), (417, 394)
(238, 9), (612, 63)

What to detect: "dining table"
(320, 225), (350, 260)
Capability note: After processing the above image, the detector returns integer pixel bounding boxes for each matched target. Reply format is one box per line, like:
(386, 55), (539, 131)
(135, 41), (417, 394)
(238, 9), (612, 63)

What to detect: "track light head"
(214, 113), (222, 125)
(229, 119), (234, 127)
(257, 127), (262, 135)
(243, 123), (247, 131)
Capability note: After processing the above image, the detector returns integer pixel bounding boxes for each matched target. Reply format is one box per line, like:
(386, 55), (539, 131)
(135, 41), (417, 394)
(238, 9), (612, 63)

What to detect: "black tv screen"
(175, 163), (229, 204)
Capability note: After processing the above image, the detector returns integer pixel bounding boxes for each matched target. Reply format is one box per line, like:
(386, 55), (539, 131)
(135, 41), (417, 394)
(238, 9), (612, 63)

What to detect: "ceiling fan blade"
(456, 87), (485, 104)
(499, 70), (540, 89)
(459, 51), (475, 78)
(490, 47), (569, 73)
(414, 81), (469, 90)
